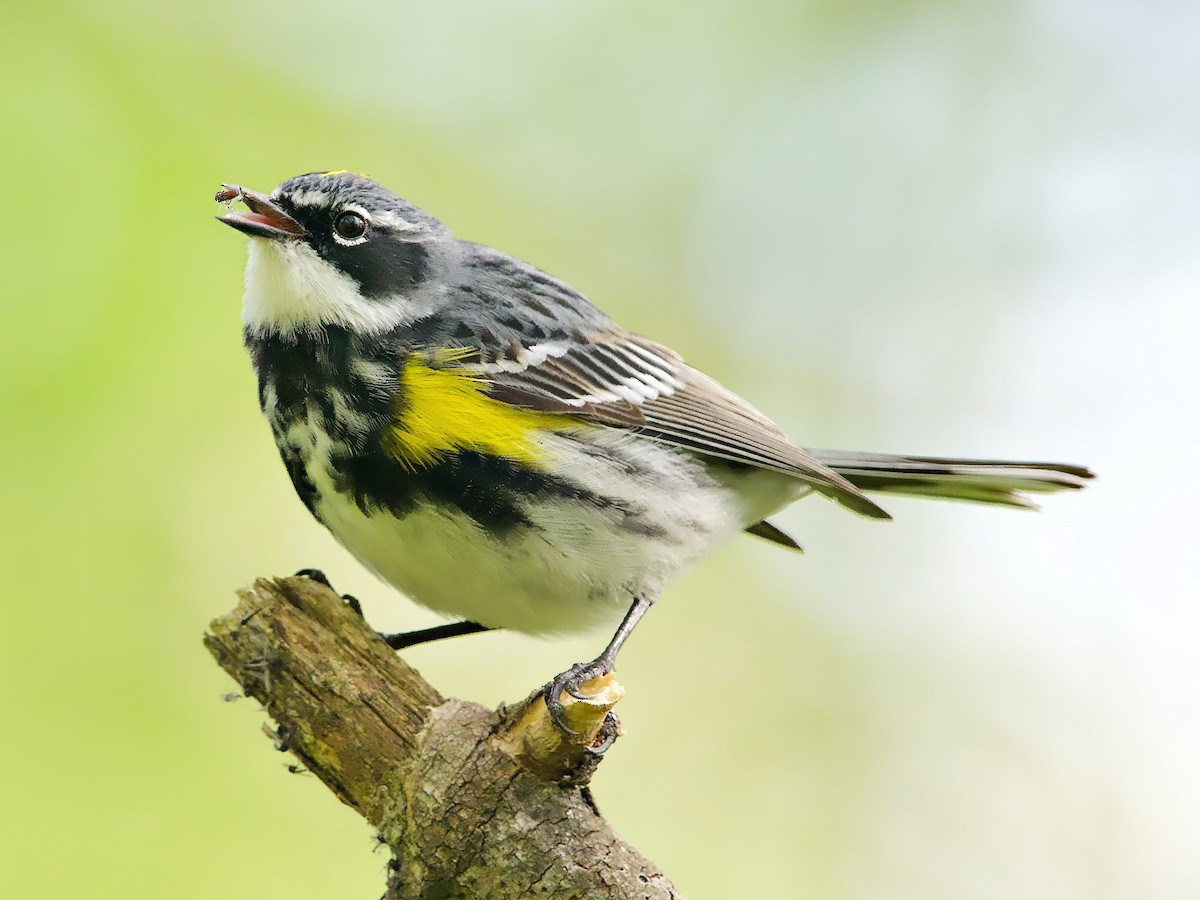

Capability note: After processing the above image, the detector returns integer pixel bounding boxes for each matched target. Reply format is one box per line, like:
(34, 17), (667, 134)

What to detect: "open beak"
(215, 184), (308, 240)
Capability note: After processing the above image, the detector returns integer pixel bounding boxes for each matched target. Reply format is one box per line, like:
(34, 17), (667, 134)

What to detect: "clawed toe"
(589, 711), (620, 755)
(294, 570), (362, 617)
(543, 660), (613, 739)
(294, 568), (332, 589)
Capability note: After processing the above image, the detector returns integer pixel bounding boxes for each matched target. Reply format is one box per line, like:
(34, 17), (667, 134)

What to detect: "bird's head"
(217, 172), (451, 338)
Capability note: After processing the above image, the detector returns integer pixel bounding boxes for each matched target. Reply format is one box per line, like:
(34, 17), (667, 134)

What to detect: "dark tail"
(809, 450), (1094, 510)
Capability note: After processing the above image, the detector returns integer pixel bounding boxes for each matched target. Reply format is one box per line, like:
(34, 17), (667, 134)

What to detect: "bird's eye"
(333, 211), (367, 241)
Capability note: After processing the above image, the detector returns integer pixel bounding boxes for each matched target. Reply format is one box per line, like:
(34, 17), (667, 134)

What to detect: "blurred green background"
(2, 1), (1195, 898)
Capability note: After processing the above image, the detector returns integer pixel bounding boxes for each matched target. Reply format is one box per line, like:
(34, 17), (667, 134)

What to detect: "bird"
(216, 171), (1092, 740)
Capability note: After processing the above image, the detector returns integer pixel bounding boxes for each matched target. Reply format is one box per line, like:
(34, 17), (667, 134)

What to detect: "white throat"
(241, 239), (420, 337)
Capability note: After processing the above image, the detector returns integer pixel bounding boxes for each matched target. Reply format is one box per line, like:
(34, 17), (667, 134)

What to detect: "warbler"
(217, 171), (1091, 735)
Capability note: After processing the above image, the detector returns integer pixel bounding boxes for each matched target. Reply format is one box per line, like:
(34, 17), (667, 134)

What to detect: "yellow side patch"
(383, 357), (570, 470)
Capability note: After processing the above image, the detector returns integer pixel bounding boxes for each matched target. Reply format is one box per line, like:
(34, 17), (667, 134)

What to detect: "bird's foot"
(294, 568), (331, 588)
(544, 658), (620, 753)
(294, 569), (362, 617)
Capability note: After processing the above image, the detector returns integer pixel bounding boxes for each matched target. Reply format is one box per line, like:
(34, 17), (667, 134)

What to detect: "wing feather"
(467, 334), (889, 519)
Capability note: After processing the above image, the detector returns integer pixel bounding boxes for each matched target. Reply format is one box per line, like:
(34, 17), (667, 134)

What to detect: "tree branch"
(204, 576), (682, 899)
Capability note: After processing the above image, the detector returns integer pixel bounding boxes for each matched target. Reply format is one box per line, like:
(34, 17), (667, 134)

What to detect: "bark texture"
(204, 576), (682, 899)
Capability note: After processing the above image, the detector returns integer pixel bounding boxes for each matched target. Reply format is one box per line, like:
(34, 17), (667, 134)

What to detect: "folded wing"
(464, 332), (891, 520)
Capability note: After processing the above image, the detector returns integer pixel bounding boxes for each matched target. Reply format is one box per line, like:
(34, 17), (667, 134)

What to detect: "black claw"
(588, 712), (620, 756)
(342, 594), (363, 617)
(294, 568), (332, 589)
(543, 679), (575, 735)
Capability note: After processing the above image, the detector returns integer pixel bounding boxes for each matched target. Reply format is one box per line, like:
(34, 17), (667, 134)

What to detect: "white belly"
(306, 428), (799, 635)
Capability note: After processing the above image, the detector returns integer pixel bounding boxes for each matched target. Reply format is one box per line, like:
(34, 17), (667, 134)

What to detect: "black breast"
(245, 326), (401, 513)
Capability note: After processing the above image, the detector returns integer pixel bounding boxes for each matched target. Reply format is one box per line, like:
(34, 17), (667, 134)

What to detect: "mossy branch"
(204, 576), (682, 899)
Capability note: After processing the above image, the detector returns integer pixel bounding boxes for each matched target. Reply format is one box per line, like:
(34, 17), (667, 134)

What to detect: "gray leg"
(544, 593), (657, 748)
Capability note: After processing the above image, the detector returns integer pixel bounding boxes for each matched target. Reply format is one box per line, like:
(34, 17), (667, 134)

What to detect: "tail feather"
(745, 519), (804, 553)
(810, 449), (1094, 510)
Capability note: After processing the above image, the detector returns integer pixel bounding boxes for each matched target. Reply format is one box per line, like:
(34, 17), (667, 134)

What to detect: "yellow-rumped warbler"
(217, 171), (1091, 735)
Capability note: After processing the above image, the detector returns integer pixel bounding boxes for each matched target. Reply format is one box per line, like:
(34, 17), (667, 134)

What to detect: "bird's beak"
(215, 184), (308, 240)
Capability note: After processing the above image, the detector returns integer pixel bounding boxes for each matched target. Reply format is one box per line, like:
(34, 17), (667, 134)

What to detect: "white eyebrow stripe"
(287, 189), (335, 208)
(370, 209), (432, 233)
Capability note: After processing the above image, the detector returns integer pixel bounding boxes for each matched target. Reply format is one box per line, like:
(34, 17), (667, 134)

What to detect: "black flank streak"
(328, 447), (621, 534)
(280, 444), (319, 515)
(621, 518), (670, 540)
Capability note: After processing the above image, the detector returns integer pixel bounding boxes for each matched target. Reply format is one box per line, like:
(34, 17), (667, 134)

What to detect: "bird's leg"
(294, 569), (494, 649)
(544, 592), (657, 749)
(381, 621), (494, 650)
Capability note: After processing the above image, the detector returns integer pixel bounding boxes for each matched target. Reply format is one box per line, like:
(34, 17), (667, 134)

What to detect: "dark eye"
(333, 211), (367, 240)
